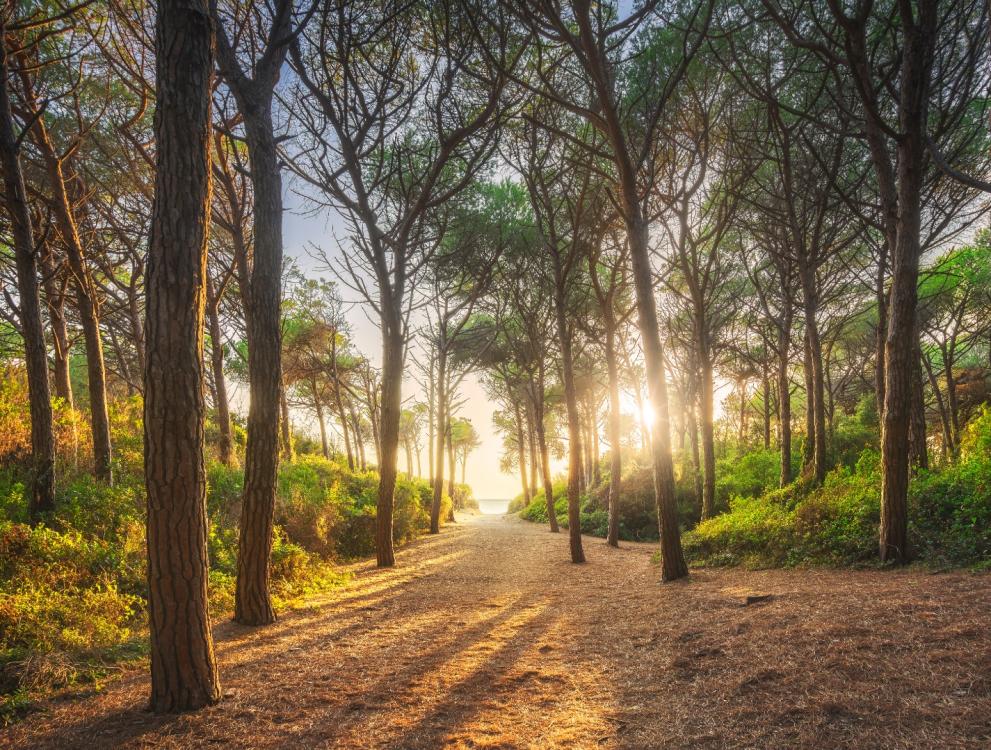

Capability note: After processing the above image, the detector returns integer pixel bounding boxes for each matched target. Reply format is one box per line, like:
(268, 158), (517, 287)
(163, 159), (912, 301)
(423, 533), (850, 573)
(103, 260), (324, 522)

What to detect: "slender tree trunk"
(375, 319), (403, 567)
(802, 292), (827, 484)
(314, 381), (329, 458)
(909, 335), (928, 471)
(144, 0), (221, 711)
(22, 72), (112, 483)
(628, 217), (686, 580)
(39, 243), (73, 407)
(446, 418), (457, 522)
(923, 356), (952, 461)
(331, 336), (354, 470)
(762, 370), (771, 450)
(279, 382), (293, 461)
(698, 332), (716, 520)
(0, 32), (55, 520)
(552, 268), (585, 563)
(688, 401), (702, 512)
(513, 399), (531, 507)
(605, 323), (622, 547)
(534, 383), (559, 533)
(430, 349), (447, 534)
(206, 271), (232, 466)
(778, 322), (792, 487)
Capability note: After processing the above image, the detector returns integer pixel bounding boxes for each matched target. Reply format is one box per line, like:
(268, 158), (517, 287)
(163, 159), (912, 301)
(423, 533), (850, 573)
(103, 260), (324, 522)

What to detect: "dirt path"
(5, 514), (990, 749)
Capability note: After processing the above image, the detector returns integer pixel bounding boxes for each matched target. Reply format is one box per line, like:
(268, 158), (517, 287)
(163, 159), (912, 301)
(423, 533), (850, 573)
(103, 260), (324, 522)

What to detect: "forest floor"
(4, 513), (990, 749)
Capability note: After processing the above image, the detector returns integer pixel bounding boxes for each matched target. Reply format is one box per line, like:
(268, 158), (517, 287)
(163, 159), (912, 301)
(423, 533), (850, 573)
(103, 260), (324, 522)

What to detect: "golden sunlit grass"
(2, 516), (989, 749)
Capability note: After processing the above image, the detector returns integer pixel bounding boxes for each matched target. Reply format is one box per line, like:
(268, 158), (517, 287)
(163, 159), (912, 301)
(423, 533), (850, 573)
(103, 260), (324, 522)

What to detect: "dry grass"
(3, 514), (989, 749)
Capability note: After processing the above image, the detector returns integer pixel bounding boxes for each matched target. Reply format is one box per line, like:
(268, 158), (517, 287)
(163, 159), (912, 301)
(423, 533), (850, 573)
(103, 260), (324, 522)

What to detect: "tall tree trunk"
(513, 399), (531, 507)
(22, 72), (112, 483)
(553, 273), (585, 563)
(777, 319), (793, 486)
(698, 330), (716, 520)
(687, 401), (702, 512)
(144, 0), (221, 710)
(375, 320), (403, 567)
(314, 380), (329, 458)
(762, 369), (771, 450)
(446, 416), (457, 522)
(279, 382), (293, 460)
(0, 31), (55, 520)
(605, 323), (622, 547)
(628, 217), (686, 580)
(430, 349), (447, 533)
(206, 271), (232, 466)
(909, 337), (928, 471)
(534, 381), (559, 533)
(235, 104), (284, 626)
(331, 336), (354, 470)
(802, 292), (827, 484)
(879, 15), (934, 564)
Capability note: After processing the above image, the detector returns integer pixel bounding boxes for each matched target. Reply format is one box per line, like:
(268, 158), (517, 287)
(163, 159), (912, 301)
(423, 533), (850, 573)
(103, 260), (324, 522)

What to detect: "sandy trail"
(4, 513), (990, 749)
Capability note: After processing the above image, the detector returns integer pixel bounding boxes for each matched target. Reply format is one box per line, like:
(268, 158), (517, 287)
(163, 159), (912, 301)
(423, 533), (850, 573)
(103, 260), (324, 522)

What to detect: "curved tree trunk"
(144, 0), (221, 711)
(22, 71), (112, 483)
(235, 105), (283, 626)
(0, 32), (55, 521)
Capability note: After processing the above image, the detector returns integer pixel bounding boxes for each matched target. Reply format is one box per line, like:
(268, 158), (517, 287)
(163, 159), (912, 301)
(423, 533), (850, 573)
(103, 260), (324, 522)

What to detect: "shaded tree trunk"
(605, 324), (622, 547)
(375, 319), (403, 566)
(513, 399), (531, 507)
(206, 270), (232, 466)
(0, 30), (55, 520)
(144, 0), (221, 711)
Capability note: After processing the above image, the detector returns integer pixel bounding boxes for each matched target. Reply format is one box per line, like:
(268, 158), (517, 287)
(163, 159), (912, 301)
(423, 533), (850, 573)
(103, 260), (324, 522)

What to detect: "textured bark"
(144, 0), (220, 712)
(21, 72), (112, 483)
(0, 28), (55, 520)
(213, 43), (287, 625)
(878, 11), (935, 565)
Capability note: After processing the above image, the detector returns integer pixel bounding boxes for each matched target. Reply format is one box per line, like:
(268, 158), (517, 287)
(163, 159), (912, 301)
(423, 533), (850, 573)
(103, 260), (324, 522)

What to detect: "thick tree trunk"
(605, 324), (622, 547)
(0, 33), (55, 521)
(144, 0), (221, 711)
(235, 105), (284, 626)
(206, 271), (233, 466)
(879, 17), (933, 564)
